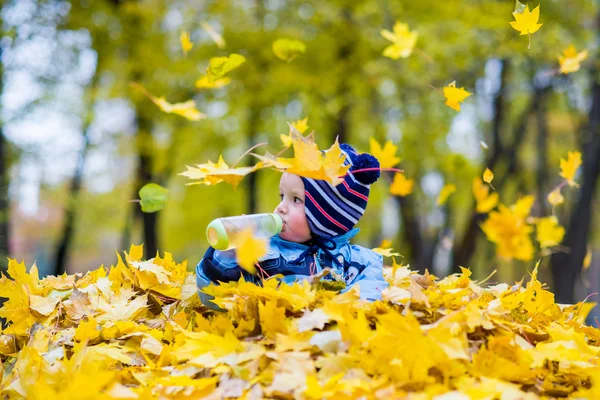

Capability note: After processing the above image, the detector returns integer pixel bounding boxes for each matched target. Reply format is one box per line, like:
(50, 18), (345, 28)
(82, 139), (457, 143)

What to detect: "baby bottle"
(206, 213), (283, 250)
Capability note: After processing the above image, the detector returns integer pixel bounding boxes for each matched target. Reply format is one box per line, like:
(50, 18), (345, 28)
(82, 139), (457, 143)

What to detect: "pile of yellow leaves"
(0, 245), (599, 399)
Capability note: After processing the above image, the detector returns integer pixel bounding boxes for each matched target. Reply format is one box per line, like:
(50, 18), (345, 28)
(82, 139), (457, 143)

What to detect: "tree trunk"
(0, 45), (8, 272)
(452, 58), (509, 271)
(133, 119), (158, 259)
(535, 84), (550, 217)
(551, 76), (600, 304)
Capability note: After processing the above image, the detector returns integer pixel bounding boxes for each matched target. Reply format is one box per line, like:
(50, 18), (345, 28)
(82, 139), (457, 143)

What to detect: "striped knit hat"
(301, 143), (381, 238)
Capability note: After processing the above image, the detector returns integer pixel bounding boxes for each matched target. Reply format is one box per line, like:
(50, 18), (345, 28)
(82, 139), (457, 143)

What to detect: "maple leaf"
(195, 75), (231, 89)
(369, 137), (401, 168)
(437, 183), (457, 206)
(179, 155), (263, 188)
(280, 118), (309, 147)
(274, 127), (350, 185)
(380, 21), (418, 60)
(180, 31), (193, 56)
(535, 216), (565, 248)
(272, 38), (306, 62)
(390, 172), (414, 196)
(131, 83), (205, 121)
(443, 81), (471, 112)
(235, 228), (267, 273)
(510, 3), (542, 49)
(372, 247), (401, 257)
(481, 200), (535, 261)
(206, 53), (246, 82)
(558, 45), (588, 74)
(472, 177), (499, 213)
(559, 151), (582, 187)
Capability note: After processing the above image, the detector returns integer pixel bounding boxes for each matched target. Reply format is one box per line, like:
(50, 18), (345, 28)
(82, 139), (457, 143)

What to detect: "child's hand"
(202, 256), (244, 282)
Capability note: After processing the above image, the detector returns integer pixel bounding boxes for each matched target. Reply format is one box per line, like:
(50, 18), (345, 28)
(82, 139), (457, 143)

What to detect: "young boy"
(196, 143), (388, 310)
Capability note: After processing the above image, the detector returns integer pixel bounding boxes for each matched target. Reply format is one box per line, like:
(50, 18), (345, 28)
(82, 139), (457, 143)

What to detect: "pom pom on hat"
(351, 153), (381, 185)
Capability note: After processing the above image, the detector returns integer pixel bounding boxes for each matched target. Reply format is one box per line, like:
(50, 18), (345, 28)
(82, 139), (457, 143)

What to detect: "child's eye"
(279, 193), (283, 199)
(294, 197), (302, 203)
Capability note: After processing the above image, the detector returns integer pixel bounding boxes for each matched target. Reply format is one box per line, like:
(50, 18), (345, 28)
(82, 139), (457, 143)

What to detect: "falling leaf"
(583, 246), (592, 271)
(372, 247), (401, 257)
(443, 81), (471, 112)
(131, 83), (205, 121)
(195, 75), (231, 89)
(547, 188), (564, 206)
(473, 178), (499, 213)
(180, 155), (263, 188)
(481, 200), (535, 261)
(558, 45), (588, 74)
(483, 168), (494, 185)
(273, 38), (306, 62)
(281, 118), (309, 146)
(180, 31), (193, 56)
(510, 2), (542, 48)
(138, 183), (169, 213)
(380, 21), (418, 60)
(292, 117), (309, 134)
(206, 53), (246, 82)
(200, 22), (226, 48)
(535, 216), (565, 249)
(380, 239), (393, 249)
(437, 183), (457, 206)
(559, 151), (582, 187)
(369, 138), (401, 168)
(390, 173), (414, 196)
(235, 228), (267, 273)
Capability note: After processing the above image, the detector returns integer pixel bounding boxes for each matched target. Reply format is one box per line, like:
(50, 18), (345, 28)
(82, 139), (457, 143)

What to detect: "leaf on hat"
(261, 125), (350, 185)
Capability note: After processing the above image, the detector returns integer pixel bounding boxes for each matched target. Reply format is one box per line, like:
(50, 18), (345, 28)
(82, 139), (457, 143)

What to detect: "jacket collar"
(272, 228), (360, 250)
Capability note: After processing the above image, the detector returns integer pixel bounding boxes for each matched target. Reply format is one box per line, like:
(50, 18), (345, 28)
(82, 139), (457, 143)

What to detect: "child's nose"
(275, 202), (287, 214)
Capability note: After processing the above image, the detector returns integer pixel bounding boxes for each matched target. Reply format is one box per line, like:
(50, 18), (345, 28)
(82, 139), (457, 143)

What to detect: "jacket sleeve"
(341, 245), (388, 301)
(196, 247), (227, 311)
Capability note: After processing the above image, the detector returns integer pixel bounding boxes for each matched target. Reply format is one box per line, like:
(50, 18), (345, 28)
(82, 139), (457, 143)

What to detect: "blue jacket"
(196, 228), (388, 310)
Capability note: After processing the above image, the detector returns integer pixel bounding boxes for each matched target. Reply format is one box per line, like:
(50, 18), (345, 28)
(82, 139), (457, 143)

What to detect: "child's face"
(275, 173), (312, 243)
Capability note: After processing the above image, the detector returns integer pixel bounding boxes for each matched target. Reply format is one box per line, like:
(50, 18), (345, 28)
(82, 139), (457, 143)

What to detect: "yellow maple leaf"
(180, 31), (193, 56)
(390, 173), (414, 196)
(380, 21), (418, 60)
(275, 127), (350, 185)
(369, 137), (401, 168)
(206, 53), (246, 82)
(235, 228), (267, 274)
(179, 155), (263, 188)
(547, 188), (564, 206)
(559, 151), (582, 187)
(510, 3), (542, 49)
(437, 183), (457, 206)
(281, 118), (309, 147)
(131, 83), (205, 121)
(272, 38), (306, 62)
(443, 81), (471, 112)
(372, 247), (401, 257)
(292, 117), (309, 134)
(481, 198), (535, 261)
(194, 75), (231, 89)
(558, 45), (588, 74)
(472, 178), (498, 213)
(535, 216), (565, 249)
